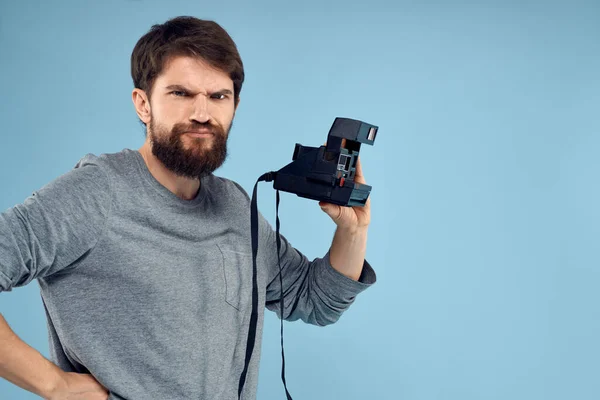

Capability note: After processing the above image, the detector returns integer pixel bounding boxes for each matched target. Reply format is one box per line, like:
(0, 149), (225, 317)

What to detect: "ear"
(234, 95), (241, 111)
(132, 88), (152, 124)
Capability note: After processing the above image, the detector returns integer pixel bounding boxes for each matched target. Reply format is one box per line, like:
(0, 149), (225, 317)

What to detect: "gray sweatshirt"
(0, 149), (376, 400)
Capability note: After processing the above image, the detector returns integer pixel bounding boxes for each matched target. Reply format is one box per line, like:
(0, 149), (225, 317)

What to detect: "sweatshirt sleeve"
(260, 212), (376, 327)
(0, 157), (112, 292)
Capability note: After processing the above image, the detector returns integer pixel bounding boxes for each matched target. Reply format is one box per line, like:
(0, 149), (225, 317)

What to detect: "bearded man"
(0, 16), (376, 400)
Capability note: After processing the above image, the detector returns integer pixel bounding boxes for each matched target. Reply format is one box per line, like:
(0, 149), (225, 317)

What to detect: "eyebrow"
(164, 84), (233, 95)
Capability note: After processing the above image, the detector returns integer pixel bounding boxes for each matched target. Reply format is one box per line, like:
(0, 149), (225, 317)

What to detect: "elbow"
(313, 315), (341, 327)
(303, 302), (347, 327)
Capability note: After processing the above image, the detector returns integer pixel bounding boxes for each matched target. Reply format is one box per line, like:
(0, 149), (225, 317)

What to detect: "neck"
(138, 141), (201, 201)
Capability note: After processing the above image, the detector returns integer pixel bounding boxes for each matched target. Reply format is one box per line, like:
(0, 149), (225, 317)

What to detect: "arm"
(0, 157), (112, 398)
(263, 156), (375, 325)
(0, 314), (109, 399)
(320, 156), (371, 281)
(328, 226), (368, 281)
(0, 313), (64, 398)
(0, 159), (111, 292)
(262, 226), (375, 327)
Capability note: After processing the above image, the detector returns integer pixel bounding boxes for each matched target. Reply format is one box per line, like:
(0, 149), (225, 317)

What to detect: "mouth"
(184, 130), (214, 138)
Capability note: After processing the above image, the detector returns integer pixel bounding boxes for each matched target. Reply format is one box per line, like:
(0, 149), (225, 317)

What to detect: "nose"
(190, 94), (210, 123)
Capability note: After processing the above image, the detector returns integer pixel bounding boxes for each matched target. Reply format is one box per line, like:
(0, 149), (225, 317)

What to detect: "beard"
(148, 117), (231, 179)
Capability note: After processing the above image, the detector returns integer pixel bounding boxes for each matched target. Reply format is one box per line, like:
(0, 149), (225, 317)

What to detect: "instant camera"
(272, 117), (378, 207)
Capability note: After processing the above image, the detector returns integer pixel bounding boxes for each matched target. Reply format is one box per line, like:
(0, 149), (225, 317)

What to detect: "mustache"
(172, 122), (222, 136)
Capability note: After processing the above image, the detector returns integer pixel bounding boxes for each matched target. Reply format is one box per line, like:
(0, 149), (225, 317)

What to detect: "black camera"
(272, 117), (378, 207)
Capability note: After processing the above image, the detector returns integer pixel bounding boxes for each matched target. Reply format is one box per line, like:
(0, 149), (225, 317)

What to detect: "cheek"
(212, 105), (235, 125)
(155, 104), (184, 126)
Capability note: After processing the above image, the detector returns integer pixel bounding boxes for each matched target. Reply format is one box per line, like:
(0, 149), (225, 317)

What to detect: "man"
(0, 16), (376, 400)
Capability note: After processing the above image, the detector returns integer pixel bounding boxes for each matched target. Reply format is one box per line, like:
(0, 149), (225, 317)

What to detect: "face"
(140, 55), (237, 178)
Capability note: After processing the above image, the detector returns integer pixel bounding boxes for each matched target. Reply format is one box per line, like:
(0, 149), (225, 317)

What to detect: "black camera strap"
(238, 171), (293, 400)
(236, 117), (378, 399)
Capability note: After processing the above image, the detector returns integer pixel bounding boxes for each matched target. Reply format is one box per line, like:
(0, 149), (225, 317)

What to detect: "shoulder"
(48, 148), (143, 207)
(19, 150), (121, 220)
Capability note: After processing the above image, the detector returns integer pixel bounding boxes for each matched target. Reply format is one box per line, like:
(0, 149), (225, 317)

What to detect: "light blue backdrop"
(1, 1), (599, 399)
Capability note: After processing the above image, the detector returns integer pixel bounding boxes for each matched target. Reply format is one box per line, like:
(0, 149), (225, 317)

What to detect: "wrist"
(42, 367), (66, 400)
(337, 224), (369, 236)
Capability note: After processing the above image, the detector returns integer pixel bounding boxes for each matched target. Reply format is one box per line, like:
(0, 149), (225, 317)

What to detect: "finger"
(354, 156), (366, 182)
(324, 139), (348, 148)
(319, 201), (342, 221)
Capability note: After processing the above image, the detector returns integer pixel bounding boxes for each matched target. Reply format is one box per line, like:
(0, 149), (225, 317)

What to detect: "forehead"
(155, 55), (233, 90)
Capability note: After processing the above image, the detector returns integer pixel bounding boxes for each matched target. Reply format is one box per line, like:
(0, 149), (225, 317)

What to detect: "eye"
(172, 90), (188, 97)
(211, 93), (228, 100)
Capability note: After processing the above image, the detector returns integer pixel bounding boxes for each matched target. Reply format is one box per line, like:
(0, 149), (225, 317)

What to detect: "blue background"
(1, 1), (599, 399)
